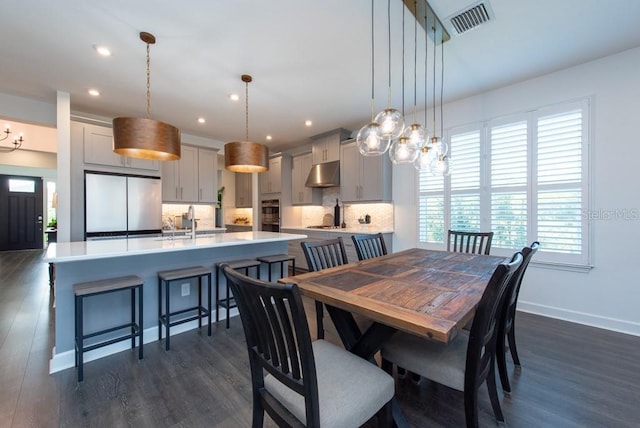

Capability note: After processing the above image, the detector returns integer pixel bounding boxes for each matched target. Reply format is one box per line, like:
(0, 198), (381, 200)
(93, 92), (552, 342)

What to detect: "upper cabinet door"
(82, 122), (159, 172)
(197, 148), (217, 203)
(178, 145), (198, 202)
(311, 128), (351, 164)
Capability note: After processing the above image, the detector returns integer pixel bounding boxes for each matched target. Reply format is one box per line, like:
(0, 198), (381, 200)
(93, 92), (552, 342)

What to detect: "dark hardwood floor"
(1, 250), (639, 427)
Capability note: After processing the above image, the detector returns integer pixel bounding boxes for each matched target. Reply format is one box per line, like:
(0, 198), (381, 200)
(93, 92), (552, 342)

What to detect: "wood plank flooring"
(1, 249), (639, 427)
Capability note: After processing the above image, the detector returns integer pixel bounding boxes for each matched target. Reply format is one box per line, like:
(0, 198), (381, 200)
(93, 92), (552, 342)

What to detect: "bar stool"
(215, 259), (261, 328)
(257, 254), (296, 282)
(74, 275), (144, 382)
(157, 266), (212, 351)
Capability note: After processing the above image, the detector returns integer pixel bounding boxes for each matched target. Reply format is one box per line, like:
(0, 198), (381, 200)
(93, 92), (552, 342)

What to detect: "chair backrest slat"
(301, 237), (349, 272)
(502, 241), (540, 333)
(448, 230), (494, 255)
(351, 233), (388, 261)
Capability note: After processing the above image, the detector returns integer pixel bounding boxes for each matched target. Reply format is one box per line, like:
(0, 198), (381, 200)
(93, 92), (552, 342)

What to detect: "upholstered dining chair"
(351, 233), (388, 261)
(300, 238), (349, 339)
(447, 230), (494, 255)
(380, 252), (523, 427)
(497, 241), (540, 393)
(221, 265), (394, 428)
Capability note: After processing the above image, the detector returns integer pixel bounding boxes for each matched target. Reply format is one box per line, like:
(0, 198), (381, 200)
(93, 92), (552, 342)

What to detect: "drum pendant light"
(224, 75), (269, 173)
(112, 32), (181, 161)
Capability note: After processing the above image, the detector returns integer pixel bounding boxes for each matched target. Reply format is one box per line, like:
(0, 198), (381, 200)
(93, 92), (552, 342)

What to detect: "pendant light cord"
(370, 0), (375, 120)
(146, 42), (151, 119)
(245, 80), (249, 142)
(387, 0), (392, 107)
(412, 0), (417, 122)
(440, 30), (444, 142)
(401, 3), (405, 116)
(432, 26), (437, 137)
(424, 7), (428, 129)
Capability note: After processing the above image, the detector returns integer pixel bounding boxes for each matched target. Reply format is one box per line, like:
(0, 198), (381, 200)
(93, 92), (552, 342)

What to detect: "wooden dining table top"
(279, 248), (506, 344)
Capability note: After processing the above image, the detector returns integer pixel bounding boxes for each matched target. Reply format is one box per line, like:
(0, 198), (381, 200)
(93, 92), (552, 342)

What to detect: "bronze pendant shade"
(112, 32), (181, 161)
(113, 117), (180, 161)
(224, 74), (269, 173)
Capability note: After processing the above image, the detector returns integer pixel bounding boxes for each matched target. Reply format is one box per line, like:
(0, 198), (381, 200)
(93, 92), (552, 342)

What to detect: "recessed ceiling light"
(229, 94), (239, 101)
(305, 120), (313, 127)
(266, 135), (272, 141)
(93, 45), (111, 57)
(88, 89), (100, 96)
(197, 117), (206, 124)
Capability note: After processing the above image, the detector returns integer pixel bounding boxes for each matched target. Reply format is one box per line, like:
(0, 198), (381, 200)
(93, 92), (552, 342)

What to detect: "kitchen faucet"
(187, 205), (196, 239)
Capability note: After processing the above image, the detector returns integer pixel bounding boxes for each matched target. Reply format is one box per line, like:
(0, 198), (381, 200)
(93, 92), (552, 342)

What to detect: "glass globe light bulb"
(413, 145), (435, 172)
(404, 123), (426, 149)
(375, 108), (405, 140)
(390, 136), (420, 165)
(356, 122), (388, 156)
(435, 155), (451, 176)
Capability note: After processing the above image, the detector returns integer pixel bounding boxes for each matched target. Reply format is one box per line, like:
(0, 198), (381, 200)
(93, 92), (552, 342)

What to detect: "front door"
(0, 174), (44, 250)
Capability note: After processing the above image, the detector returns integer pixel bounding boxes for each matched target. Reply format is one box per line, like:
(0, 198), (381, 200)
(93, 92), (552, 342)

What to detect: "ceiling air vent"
(445, 1), (495, 36)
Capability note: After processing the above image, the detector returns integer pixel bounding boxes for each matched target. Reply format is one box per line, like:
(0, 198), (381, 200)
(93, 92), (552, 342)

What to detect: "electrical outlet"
(181, 283), (190, 297)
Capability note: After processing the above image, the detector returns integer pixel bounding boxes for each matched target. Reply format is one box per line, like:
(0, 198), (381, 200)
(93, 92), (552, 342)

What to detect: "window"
(418, 99), (590, 266)
(9, 179), (35, 193)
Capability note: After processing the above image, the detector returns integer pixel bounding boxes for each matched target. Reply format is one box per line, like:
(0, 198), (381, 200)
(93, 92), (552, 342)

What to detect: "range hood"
(305, 160), (340, 188)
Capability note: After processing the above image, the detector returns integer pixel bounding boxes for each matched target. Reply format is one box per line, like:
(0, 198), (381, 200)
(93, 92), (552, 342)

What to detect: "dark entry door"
(0, 174), (44, 250)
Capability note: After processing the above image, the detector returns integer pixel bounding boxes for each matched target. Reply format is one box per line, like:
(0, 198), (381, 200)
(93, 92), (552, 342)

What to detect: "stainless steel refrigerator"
(85, 171), (162, 239)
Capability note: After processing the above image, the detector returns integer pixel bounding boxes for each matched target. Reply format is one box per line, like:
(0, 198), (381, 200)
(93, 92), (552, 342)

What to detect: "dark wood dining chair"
(351, 233), (388, 261)
(300, 238), (349, 339)
(497, 241), (540, 393)
(221, 265), (394, 428)
(381, 251), (523, 427)
(448, 230), (494, 255)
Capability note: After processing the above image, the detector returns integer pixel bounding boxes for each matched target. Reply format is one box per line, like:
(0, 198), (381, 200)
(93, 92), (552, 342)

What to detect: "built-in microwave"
(261, 199), (280, 232)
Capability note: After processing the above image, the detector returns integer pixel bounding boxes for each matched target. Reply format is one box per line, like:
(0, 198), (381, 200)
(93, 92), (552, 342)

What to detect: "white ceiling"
(1, 0), (640, 153)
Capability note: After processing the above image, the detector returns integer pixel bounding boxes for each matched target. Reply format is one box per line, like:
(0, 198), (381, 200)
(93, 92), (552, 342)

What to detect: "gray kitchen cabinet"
(292, 153), (321, 205)
(161, 146), (217, 203)
(235, 172), (253, 208)
(340, 140), (392, 202)
(162, 145), (198, 202)
(260, 156), (282, 195)
(311, 128), (351, 164)
(81, 122), (160, 173)
(197, 147), (218, 203)
(225, 224), (252, 232)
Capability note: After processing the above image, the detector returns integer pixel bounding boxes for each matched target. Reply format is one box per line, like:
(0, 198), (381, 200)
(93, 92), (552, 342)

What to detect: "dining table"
(279, 247), (507, 427)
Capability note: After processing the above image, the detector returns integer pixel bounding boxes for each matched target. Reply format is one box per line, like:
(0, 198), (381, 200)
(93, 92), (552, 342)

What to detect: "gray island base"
(44, 231), (306, 374)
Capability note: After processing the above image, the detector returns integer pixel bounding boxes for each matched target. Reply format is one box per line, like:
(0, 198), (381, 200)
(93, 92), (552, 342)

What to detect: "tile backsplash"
(300, 187), (394, 230)
(162, 204), (215, 229)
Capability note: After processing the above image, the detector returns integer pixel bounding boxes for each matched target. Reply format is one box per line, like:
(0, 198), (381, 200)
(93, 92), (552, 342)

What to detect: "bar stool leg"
(215, 268), (220, 324)
(157, 278), (162, 342)
(226, 275), (232, 329)
(207, 273), (212, 336)
(165, 279), (171, 351)
(139, 285), (144, 359)
(131, 288), (136, 349)
(198, 276), (202, 330)
(77, 295), (84, 382)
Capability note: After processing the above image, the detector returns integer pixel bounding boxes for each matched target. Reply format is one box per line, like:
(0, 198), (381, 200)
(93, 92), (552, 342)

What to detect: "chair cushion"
(381, 330), (469, 392)
(264, 339), (394, 427)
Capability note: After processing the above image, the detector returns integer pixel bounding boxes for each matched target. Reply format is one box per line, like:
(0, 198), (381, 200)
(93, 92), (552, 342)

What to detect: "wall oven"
(261, 199), (280, 232)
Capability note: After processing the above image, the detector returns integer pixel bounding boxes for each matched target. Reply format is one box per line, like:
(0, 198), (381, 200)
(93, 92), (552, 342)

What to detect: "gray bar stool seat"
(157, 266), (212, 351)
(74, 274), (144, 382)
(215, 259), (261, 328)
(257, 254), (296, 282)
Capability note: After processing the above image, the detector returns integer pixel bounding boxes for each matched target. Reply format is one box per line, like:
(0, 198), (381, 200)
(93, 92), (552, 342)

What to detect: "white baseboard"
(49, 308), (240, 374)
(518, 301), (640, 337)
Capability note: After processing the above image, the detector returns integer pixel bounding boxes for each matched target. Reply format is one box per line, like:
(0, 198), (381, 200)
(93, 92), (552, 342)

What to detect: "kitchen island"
(44, 231), (306, 374)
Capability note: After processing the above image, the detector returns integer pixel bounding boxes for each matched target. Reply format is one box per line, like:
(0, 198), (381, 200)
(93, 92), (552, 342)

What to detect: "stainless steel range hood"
(305, 160), (340, 188)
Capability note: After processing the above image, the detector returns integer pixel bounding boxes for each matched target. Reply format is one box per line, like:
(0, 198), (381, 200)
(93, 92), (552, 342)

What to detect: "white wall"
(392, 46), (640, 336)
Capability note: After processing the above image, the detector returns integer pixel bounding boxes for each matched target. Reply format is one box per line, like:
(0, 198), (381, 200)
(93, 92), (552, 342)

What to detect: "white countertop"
(45, 231), (307, 263)
(281, 226), (394, 234)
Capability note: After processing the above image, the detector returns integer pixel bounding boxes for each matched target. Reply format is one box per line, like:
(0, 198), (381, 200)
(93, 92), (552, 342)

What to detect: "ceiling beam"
(403, 0), (450, 44)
